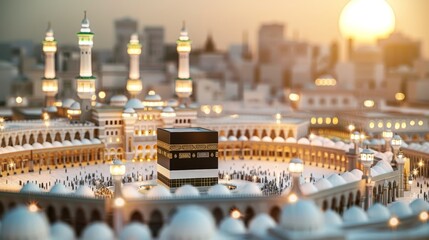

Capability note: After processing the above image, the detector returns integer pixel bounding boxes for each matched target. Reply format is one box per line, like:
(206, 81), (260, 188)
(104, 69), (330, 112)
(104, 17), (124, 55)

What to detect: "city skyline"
(0, 0), (428, 59)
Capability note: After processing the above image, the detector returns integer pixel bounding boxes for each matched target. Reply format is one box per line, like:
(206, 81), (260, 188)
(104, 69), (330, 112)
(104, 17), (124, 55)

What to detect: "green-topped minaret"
(76, 11), (96, 122)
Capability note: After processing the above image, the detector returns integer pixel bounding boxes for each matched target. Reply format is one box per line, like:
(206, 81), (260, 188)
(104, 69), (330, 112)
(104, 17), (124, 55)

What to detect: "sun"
(339, 0), (395, 42)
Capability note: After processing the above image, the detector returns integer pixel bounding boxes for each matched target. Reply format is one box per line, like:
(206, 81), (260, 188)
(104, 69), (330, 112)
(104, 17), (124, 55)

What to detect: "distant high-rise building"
(113, 18), (138, 63)
(378, 32), (421, 69)
(329, 41), (339, 69)
(143, 26), (165, 69)
(258, 24), (284, 64)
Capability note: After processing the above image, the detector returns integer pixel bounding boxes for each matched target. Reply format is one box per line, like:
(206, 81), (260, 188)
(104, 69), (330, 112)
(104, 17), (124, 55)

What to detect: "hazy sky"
(0, 0), (427, 58)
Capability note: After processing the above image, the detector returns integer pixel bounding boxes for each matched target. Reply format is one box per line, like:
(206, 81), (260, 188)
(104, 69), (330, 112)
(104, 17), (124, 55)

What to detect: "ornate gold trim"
(157, 140), (218, 151)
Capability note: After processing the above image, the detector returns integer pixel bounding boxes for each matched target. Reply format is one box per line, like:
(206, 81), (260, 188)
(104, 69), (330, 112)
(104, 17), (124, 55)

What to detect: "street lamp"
(110, 158), (126, 234)
(348, 124), (355, 133)
(360, 147), (374, 210)
(286, 157), (304, 203)
(382, 129), (393, 152)
(408, 175), (413, 191)
(390, 134), (402, 169)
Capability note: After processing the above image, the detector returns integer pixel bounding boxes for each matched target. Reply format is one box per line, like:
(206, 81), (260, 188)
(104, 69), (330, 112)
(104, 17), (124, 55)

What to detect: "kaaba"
(157, 127), (218, 189)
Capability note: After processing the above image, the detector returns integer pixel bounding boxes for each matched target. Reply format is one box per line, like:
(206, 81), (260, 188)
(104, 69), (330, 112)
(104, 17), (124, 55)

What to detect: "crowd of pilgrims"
(15, 165), (157, 195)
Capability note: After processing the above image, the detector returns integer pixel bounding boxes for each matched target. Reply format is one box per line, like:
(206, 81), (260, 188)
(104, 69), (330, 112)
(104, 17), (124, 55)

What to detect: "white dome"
(42, 142), (53, 148)
(343, 206), (368, 224)
(144, 93), (162, 101)
(72, 140), (82, 145)
(238, 135), (248, 141)
(91, 138), (102, 144)
(162, 106), (175, 113)
(219, 217), (246, 235)
(239, 183), (262, 195)
(52, 141), (63, 147)
(281, 200), (323, 231)
(314, 178), (333, 191)
(228, 136), (238, 141)
(370, 168), (380, 176)
(20, 182), (41, 193)
(372, 166), (386, 175)
(123, 108), (136, 114)
(376, 160), (394, 172)
(125, 98), (144, 109)
(367, 203), (390, 222)
(324, 210), (342, 227)
(49, 183), (70, 195)
(50, 221), (75, 240)
(327, 174), (346, 187)
(388, 201), (413, 218)
(0, 206), (50, 240)
(285, 137), (297, 143)
(74, 185), (95, 198)
(350, 169), (363, 179)
(62, 140), (73, 146)
(146, 185), (172, 198)
(167, 206), (216, 240)
(23, 144), (33, 149)
(32, 142), (43, 149)
(175, 185), (200, 197)
(410, 199), (429, 214)
(273, 136), (285, 142)
(207, 184), (231, 196)
(119, 222), (151, 240)
(218, 136), (228, 142)
(335, 141), (345, 149)
(81, 139), (92, 145)
(250, 136), (261, 141)
(262, 136), (272, 142)
(122, 185), (143, 199)
(248, 213), (276, 238)
(81, 222), (114, 240)
(62, 98), (75, 108)
(311, 139), (323, 146)
(110, 95), (128, 105)
(297, 138), (310, 145)
(70, 101), (81, 110)
(341, 172), (359, 183)
(47, 106), (58, 113)
(300, 182), (318, 195)
(14, 145), (25, 151)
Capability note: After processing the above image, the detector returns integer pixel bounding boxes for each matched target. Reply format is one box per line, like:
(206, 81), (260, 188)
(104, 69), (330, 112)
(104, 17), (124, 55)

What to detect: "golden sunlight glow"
(363, 100), (375, 108)
(288, 93), (300, 102)
(339, 0), (395, 42)
(395, 92), (405, 101)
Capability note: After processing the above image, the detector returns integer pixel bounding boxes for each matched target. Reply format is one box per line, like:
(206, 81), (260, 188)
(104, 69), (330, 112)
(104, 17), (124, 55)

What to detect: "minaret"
(42, 22), (58, 107)
(175, 22), (192, 103)
(76, 11), (96, 122)
(126, 33), (143, 98)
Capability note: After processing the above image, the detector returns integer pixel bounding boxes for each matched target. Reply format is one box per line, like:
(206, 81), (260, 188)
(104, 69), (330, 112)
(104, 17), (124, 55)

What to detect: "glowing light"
(114, 197), (125, 208)
(28, 203), (38, 212)
(288, 193), (298, 203)
(386, 122), (392, 128)
(418, 120), (424, 126)
(394, 122), (400, 130)
(333, 117), (339, 125)
(419, 211), (429, 222)
(378, 122), (383, 128)
(315, 76), (337, 86)
(98, 91), (106, 99)
(369, 122), (374, 129)
(212, 105), (223, 114)
(311, 117), (316, 124)
(410, 120), (415, 126)
(200, 105), (211, 115)
(348, 124), (355, 132)
(395, 92), (405, 101)
(418, 160), (424, 167)
(15, 96), (23, 104)
(401, 122), (406, 129)
(388, 217), (399, 228)
(289, 93), (300, 102)
(231, 209), (241, 219)
(91, 95), (97, 101)
(339, 0), (395, 42)
(317, 117), (323, 124)
(363, 100), (375, 108)
(325, 117), (331, 125)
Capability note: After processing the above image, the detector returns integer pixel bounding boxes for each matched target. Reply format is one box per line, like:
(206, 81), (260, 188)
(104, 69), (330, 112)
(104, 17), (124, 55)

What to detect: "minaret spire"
(175, 21), (192, 102)
(126, 33), (143, 98)
(42, 22), (58, 107)
(76, 11), (96, 122)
